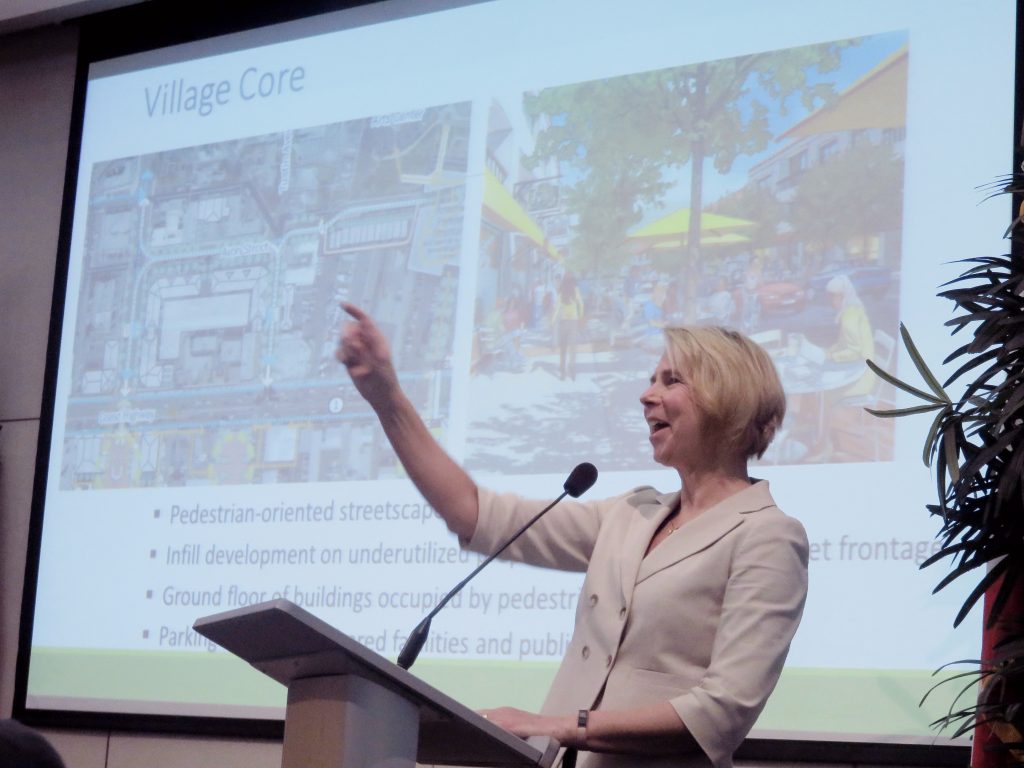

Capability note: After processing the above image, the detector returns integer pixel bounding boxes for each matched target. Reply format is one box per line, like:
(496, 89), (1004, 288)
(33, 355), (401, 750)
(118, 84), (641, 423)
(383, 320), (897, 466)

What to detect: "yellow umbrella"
(628, 208), (755, 245)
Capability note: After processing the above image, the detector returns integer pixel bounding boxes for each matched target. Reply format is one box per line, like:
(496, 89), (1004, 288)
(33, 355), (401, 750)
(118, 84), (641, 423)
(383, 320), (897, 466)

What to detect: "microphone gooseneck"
(396, 462), (599, 670)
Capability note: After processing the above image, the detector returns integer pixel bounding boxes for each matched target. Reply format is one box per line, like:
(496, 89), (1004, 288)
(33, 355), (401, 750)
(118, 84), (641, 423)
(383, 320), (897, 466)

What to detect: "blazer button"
(588, 594), (598, 606)
(605, 655), (613, 668)
(581, 645), (590, 659)
(619, 606), (627, 620)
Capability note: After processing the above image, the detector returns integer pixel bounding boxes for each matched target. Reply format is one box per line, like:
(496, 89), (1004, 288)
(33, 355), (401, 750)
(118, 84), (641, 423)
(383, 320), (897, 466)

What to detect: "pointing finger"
(341, 302), (368, 322)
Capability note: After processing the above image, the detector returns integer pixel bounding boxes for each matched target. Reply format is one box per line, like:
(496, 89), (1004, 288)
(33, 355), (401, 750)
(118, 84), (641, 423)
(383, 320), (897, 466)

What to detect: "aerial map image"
(61, 102), (471, 489)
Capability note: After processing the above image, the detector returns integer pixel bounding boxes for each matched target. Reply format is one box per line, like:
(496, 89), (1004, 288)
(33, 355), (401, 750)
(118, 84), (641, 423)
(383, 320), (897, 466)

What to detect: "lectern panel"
(195, 599), (558, 768)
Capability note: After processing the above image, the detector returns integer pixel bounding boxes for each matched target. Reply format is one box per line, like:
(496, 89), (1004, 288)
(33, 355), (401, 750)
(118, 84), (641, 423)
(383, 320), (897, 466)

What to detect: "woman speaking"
(336, 303), (807, 768)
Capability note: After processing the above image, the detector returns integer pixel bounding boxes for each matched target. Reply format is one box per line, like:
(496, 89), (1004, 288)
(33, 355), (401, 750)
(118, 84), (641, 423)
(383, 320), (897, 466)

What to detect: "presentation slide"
(22, 0), (1015, 745)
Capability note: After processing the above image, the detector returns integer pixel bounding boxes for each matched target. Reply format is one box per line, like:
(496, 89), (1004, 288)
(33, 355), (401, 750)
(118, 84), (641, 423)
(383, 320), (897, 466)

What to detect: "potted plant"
(867, 175), (1024, 766)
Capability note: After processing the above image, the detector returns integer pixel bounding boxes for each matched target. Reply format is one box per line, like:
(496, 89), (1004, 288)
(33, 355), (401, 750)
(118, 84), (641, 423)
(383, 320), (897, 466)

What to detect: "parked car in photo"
(753, 280), (807, 314)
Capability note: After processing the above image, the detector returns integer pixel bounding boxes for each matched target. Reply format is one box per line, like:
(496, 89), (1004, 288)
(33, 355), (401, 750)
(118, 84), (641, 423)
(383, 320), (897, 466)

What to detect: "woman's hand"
(479, 707), (575, 744)
(336, 303), (399, 411)
(480, 704), (695, 755)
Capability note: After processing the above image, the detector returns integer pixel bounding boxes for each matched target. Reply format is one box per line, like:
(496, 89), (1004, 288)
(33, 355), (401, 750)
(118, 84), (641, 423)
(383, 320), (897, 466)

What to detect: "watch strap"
(576, 709), (588, 747)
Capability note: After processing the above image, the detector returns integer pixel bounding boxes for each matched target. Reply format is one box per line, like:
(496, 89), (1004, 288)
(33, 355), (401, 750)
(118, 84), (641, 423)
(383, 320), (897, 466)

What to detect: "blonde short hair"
(662, 326), (786, 460)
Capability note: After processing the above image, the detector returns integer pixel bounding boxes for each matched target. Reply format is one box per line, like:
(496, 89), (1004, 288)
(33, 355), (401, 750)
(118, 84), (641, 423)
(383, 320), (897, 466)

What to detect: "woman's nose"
(639, 384), (657, 405)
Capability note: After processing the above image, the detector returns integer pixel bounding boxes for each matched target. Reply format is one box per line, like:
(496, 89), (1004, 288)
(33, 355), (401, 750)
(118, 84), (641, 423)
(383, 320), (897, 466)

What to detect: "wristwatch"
(576, 709), (589, 747)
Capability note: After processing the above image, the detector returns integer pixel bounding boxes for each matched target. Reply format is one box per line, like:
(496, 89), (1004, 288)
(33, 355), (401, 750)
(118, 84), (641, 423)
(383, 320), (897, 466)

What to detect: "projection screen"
(17, 0), (1017, 752)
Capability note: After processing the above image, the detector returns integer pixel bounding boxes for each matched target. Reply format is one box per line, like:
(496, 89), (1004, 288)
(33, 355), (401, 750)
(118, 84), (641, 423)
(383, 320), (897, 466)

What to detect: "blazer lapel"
(617, 488), (678, 607)
(635, 480), (776, 583)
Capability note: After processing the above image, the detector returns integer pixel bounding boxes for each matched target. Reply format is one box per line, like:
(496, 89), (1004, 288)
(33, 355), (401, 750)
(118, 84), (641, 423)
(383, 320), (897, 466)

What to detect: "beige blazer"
(467, 480), (808, 768)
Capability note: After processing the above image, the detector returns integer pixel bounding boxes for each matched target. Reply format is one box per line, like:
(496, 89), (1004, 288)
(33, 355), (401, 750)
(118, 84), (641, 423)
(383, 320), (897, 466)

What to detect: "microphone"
(396, 462), (598, 670)
(563, 461), (598, 498)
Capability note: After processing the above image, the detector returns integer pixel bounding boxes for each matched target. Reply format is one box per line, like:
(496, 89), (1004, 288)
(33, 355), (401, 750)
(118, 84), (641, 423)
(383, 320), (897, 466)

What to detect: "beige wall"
(0, 20), (282, 768)
(0, 23), (78, 717)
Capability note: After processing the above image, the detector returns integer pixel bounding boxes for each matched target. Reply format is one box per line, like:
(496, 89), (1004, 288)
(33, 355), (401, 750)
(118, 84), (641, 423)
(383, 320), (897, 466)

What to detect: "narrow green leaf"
(1003, 215), (1024, 238)
(899, 323), (950, 401)
(923, 408), (946, 468)
(932, 559), (979, 594)
(931, 659), (984, 673)
(953, 557), (1009, 627)
(942, 348), (1001, 388)
(865, 359), (945, 404)
(866, 403), (945, 418)
(919, 671), (984, 707)
(920, 548), (956, 568)
(943, 427), (960, 485)
(935, 441), (949, 513)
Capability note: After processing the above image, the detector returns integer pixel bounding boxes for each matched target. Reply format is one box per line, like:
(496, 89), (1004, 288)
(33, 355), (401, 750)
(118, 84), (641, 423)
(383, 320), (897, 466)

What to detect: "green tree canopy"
(525, 40), (853, 316)
(788, 141), (904, 266)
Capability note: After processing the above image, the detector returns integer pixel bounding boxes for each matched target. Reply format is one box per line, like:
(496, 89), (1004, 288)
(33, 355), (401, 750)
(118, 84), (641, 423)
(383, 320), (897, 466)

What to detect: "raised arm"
(336, 303), (479, 540)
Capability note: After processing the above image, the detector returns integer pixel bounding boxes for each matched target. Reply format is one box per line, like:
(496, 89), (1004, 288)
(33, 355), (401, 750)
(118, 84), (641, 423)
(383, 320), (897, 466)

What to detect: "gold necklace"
(649, 514), (680, 555)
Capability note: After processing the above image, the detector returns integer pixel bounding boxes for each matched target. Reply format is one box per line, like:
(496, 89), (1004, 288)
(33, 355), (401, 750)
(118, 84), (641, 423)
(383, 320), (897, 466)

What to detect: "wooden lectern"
(194, 599), (559, 768)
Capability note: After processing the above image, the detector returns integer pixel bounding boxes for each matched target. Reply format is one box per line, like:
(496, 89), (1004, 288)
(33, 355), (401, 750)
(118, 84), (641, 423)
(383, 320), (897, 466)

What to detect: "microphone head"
(564, 462), (598, 498)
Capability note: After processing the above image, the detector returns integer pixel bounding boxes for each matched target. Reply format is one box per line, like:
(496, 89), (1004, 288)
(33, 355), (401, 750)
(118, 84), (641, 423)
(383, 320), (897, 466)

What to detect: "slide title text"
(143, 64), (306, 118)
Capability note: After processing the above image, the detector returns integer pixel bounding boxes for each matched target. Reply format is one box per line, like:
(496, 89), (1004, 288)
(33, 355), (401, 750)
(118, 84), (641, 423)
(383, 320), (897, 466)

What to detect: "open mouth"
(649, 420), (670, 436)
